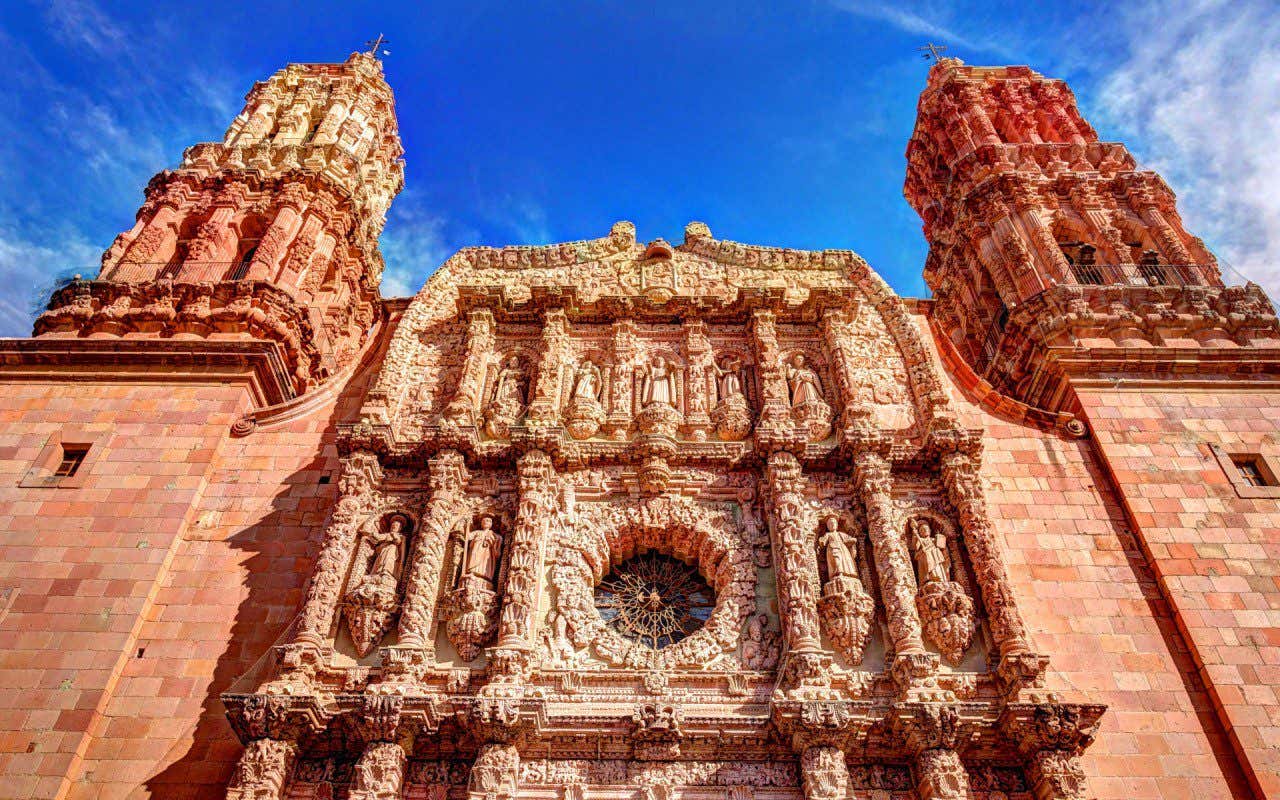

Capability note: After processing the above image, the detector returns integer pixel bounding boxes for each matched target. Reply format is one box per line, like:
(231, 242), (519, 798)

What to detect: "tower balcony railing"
(1063, 262), (1215, 288)
(105, 260), (255, 283)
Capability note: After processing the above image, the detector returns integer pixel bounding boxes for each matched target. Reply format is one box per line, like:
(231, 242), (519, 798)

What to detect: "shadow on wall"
(143, 342), (382, 798)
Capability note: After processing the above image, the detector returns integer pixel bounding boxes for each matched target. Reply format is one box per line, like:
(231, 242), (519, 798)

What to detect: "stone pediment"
(362, 220), (956, 457)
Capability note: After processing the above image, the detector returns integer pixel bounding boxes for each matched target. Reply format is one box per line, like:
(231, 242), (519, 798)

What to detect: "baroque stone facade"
(0, 53), (1276, 800)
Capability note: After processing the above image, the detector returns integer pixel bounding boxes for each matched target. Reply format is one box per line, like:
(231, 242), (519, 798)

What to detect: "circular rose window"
(594, 552), (715, 650)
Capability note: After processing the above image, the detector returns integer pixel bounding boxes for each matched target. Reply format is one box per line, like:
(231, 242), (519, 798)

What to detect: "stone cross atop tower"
(37, 52), (406, 400)
(904, 61), (1278, 413)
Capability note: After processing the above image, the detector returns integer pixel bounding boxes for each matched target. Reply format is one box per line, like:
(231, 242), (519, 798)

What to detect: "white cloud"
(44, 0), (127, 56)
(1093, 0), (1280, 298)
(0, 229), (99, 338)
(826, 1), (1019, 60)
(378, 192), (454, 297)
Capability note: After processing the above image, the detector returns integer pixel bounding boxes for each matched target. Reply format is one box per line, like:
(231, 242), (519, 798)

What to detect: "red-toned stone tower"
(908, 59), (1280, 799)
(905, 59), (1280, 420)
(36, 50), (404, 401)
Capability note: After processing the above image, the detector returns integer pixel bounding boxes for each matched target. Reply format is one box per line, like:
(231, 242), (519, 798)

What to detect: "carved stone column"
(682, 319), (713, 440)
(444, 309), (496, 428)
(490, 449), (557, 679)
(225, 737), (298, 800)
(468, 742), (520, 800)
(750, 310), (790, 431)
(312, 92), (351, 145)
(937, 449), (1033, 670)
(851, 448), (927, 663)
(349, 696), (409, 800)
(1000, 703), (1105, 800)
(893, 705), (969, 800)
(800, 745), (849, 800)
(763, 451), (826, 688)
(819, 306), (865, 430)
(526, 308), (570, 427)
(604, 319), (637, 439)
(397, 449), (470, 647)
(295, 450), (383, 648)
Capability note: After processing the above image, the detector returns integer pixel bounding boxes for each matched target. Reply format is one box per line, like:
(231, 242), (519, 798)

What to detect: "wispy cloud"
(378, 191), (456, 297)
(0, 228), (98, 337)
(827, 1), (1018, 59)
(1092, 0), (1280, 297)
(44, 0), (127, 55)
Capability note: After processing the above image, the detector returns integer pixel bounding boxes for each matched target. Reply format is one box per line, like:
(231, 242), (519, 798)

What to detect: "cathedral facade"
(0, 52), (1276, 800)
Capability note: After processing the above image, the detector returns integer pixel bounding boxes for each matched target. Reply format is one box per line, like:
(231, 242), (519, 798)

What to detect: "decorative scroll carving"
(633, 703), (684, 760)
(816, 515), (874, 664)
(907, 517), (975, 665)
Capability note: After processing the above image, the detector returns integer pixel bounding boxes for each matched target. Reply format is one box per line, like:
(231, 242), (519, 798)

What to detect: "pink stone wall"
(916, 314), (1260, 800)
(0, 324), (388, 799)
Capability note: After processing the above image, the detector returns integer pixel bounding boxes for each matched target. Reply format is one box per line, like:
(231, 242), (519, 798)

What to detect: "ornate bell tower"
(34, 51), (404, 401)
(905, 59), (1280, 417)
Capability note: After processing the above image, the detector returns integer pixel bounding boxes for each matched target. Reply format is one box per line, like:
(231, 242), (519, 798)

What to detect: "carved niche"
(549, 495), (754, 670)
(482, 350), (531, 439)
(441, 510), (512, 662)
(709, 351), (754, 441)
(340, 512), (415, 657)
(814, 513), (875, 664)
(906, 514), (977, 665)
(782, 348), (833, 441)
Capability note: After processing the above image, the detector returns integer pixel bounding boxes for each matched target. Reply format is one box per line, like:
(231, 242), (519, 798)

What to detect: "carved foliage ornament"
(551, 495), (753, 670)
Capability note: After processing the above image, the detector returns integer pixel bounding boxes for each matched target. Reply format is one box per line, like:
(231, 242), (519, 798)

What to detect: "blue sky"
(1, 0), (1277, 336)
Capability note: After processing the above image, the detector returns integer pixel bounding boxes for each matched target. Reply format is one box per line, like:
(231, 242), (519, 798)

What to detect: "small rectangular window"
(54, 445), (89, 479)
(1232, 456), (1274, 487)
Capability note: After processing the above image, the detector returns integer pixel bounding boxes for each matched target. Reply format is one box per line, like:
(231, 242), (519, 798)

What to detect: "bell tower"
(905, 59), (1279, 414)
(35, 51), (404, 401)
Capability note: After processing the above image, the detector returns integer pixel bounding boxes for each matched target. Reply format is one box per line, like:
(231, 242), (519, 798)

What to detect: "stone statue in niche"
(908, 517), (976, 665)
(711, 355), (752, 441)
(443, 516), (503, 662)
(483, 354), (527, 439)
(566, 358), (605, 440)
(785, 353), (832, 440)
(637, 355), (682, 436)
(741, 612), (780, 670)
(815, 516), (874, 663)
(640, 355), (677, 407)
(341, 513), (412, 658)
(540, 608), (579, 667)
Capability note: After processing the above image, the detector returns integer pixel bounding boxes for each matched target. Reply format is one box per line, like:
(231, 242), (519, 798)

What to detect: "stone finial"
(684, 221), (712, 241)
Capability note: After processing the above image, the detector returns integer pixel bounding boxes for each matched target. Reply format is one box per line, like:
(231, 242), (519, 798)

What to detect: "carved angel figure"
(491, 355), (527, 411)
(640, 355), (677, 407)
(909, 517), (950, 587)
(786, 353), (823, 407)
(572, 359), (602, 402)
(818, 516), (858, 581)
(713, 356), (745, 402)
(463, 516), (503, 587)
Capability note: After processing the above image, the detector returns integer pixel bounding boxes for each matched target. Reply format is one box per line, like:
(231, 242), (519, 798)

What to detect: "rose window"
(594, 552), (715, 650)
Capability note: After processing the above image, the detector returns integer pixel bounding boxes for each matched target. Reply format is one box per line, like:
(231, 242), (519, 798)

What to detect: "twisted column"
(397, 449), (470, 647)
(490, 450), (557, 678)
(851, 449), (926, 660)
(443, 309), (496, 427)
(764, 451), (826, 691)
(938, 450), (1030, 661)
